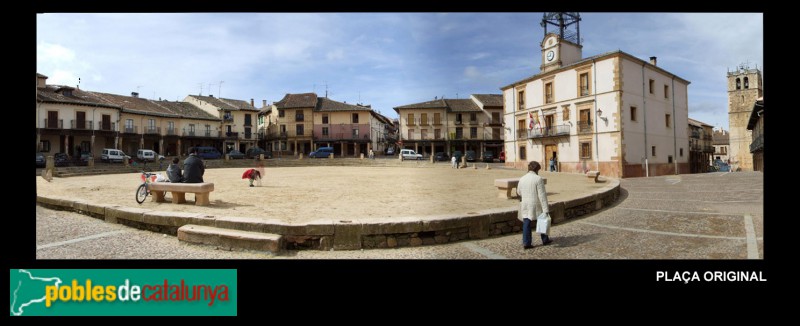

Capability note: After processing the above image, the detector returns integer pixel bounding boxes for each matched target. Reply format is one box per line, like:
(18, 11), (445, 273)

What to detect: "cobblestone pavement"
(36, 171), (763, 259)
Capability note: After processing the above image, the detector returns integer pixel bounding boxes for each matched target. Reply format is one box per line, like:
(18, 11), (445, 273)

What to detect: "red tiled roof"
(188, 95), (259, 111)
(472, 94), (503, 107)
(316, 97), (370, 112)
(37, 85), (121, 109)
(274, 93), (318, 109)
(444, 99), (481, 112)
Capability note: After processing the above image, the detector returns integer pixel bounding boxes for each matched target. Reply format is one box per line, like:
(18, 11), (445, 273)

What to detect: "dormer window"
(55, 86), (75, 97)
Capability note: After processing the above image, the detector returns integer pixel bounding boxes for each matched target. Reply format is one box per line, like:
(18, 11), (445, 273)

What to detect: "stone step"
(177, 224), (283, 253)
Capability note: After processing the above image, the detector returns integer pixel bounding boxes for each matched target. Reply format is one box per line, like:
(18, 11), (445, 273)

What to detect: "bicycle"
(136, 171), (159, 204)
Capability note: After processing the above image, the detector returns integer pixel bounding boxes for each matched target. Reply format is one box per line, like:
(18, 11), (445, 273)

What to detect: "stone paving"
(36, 171), (763, 259)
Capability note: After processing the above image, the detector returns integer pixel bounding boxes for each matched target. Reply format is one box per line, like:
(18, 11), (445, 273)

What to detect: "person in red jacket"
(242, 168), (261, 187)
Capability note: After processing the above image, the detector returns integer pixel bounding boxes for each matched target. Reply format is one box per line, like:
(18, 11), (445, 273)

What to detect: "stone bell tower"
(727, 63), (762, 171)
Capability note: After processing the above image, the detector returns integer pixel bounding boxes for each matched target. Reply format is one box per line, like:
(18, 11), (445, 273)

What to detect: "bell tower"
(540, 12), (583, 73)
(727, 63), (762, 171)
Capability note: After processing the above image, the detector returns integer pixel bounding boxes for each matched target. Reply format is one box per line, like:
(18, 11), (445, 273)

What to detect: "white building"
(501, 14), (690, 178)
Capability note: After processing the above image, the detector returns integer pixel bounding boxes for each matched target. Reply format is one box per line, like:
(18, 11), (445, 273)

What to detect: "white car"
(400, 149), (423, 160)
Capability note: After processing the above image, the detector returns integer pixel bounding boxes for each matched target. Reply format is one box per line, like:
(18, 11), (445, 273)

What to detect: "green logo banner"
(9, 269), (237, 316)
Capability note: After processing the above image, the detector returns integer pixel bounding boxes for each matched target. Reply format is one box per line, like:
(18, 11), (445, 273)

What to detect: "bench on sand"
(494, 177), (546, 199)
(149, 182), (215, 206)
(586, 171), (600, 183)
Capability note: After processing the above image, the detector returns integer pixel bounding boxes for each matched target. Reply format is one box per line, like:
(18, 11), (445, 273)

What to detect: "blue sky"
(37, 13), (762, 129)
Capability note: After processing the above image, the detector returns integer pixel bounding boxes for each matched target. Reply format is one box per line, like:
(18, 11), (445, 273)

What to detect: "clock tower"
(539, 12), (583, 73)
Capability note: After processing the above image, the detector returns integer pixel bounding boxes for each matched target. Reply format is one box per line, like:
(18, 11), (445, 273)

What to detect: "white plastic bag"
(536, 212), (551, 235)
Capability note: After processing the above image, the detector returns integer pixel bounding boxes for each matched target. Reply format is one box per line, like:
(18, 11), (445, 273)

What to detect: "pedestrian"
(369, 149), (375, 159)
(451, 154), (457, 169)
(242, 168), (261, 187)
(549, 153), (557, 172)
(166, 157), (183, 183)
(182, 147), (205, 183)
(517, 161), (552, 249)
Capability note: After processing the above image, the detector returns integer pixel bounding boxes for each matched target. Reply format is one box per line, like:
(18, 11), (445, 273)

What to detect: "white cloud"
(37, 43), (75, 63)
(464, 66), (480, 79)
(469, 52), (490, 60)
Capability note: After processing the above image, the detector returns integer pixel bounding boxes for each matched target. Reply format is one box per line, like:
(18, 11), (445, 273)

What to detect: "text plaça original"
(656, 271), (766, 283)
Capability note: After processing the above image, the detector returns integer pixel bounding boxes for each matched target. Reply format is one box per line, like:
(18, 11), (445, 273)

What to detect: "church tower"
(540, 12), (583, 73)
(727, 63), (762, 171)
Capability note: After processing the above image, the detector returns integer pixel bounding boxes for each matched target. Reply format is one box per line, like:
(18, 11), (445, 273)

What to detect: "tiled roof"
(393, 99), (448, 110)
(274, 93), (318, 109)
(37, 73), (48, 78)
(472, 94), (503, 107)
(155, 101), (219, 120)
(712, 130), (729, 145)
(89, 91), (177, 117)
(316, 97), (370, 112)
(444, 99), (481, 112)
(37, 85), (121, 109)
(688, 118), (712, 128)
(188, 95), (259, 111)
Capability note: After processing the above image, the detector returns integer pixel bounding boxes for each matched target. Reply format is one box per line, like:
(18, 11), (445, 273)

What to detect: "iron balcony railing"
(225, 132), (239, 139)
(145, 127), (160, 134)
(70, 120), (92, 130)
(124, 126), (138, 134)
(528, 124), (570, 139)
(44, 119), (63, 129)
(97, 121), (115, 131)
(166, 128), (177, 135)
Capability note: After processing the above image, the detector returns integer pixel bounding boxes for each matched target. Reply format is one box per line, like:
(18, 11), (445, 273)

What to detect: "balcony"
(97, 121), (115, 131)
(44, 119), (63, 129)
(578, 121), (592, 133)
(691, 130), (700, 139)
(432, 120), (442, 126)
(487, 118), (502, 126)
(468, 120), (479, 125)
(225, 132), (239, 139)
(223, 113), (233, 122)
(703, 145), (714, 153)
(750, 134), (763, 153)
(528, 124), (570, 139)
(166, 128), (177, 136)
(454, 120), (463, 125)
(145, 126), (160, 135)
(124, 126), (138, 134)
(243, 132), (252, 140)
(580, 86), (589, 97)
(70, 120), (91, 130)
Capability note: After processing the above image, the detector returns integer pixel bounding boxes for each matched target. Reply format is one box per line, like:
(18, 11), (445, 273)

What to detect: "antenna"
(136, 85), (143, 93)
(77, 77), (81, 89)
(197, 83), (203, 95)
(218, 81), (224, 98)
(325, 81), (328, 98)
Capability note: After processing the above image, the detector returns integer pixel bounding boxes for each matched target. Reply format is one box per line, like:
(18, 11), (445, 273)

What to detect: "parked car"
(136, 149), (164, 162)
(53, 153), (70, 167)
(196, 146), (222, 159)
(400, 149), (423, 160)
(246, 147), (272, 159)
(453, 151), (463, 162)
(717, 162), (731, 172)
(465, 150), (477, 162)
(434, 152), (450, 161)
(482, 151), (494, 163)
(386, 147), (395, 156)
(310, 147), (335, 158)
(101, 148), (131, 163)
(227, 149), (246, 159)
(498, 151), (506, 163)
(36, 152), (46, 167)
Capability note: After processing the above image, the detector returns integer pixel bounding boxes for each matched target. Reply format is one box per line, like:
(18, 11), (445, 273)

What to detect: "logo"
(10, 269), (236, 316)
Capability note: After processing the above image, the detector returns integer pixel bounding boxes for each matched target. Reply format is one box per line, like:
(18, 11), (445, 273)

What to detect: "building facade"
(711, 128), (730, 165)
(393, 94), (503, 158)
(727, 65), (763, 171)
(184, 95), (261, 154)
(688, 118), (714, 173)
(747, 97), (764, 172)
(501, 28), (690, 178)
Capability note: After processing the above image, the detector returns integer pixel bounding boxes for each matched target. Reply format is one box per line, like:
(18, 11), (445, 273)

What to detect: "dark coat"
(182, 154), (205, 183)
(166, 163), (183, 183)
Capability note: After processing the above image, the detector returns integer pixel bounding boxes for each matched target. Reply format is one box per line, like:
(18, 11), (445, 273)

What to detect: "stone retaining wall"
(37, 179), (619, 251)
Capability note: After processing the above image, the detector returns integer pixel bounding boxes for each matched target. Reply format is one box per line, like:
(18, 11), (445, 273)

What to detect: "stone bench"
(494, 177), (546, 199)
(586, 171), (600, 183)
(149, 182), (215, 206)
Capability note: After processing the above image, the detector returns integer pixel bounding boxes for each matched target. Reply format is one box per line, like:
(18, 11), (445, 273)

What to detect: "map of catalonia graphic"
(10, 269), (62, 316)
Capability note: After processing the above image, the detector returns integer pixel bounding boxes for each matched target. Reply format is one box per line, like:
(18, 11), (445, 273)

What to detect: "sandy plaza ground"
(36, 164), (604, 224)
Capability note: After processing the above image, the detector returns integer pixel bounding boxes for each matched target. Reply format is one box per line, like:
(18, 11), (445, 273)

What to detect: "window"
(322, 127), (329, 136)
(322, 114), (329, 124)
(245, 127), (252, 138)
(579, 72), (590, 96)
(40, 140), (51, 152)
(295, 110), (304, 122)
(744, 77), (749, 89)
(631, 107), (637, 122)
(545, 82), (553, 103)
(245, 114), (252, 126)
(649, 79), (655, 94)
(434, 113), (441, 125)
(562, 106), (570, 121)
(680, 148), (683, 157)
(205, 125), (211, 135)
(517, 90), (525, 110)
(652, 146), (656, 156)
(668, 155), (673, 164)
(148, 119), (155, 129)
(519, 146), (526, 160)
(189, 124), (195, 133)
(407, 113), (415, 126)
(280, 125), (286, 134)
(421, 129), (427, 140)
(352, 128), (359, 137)
(278, 110), (285, 117)
(408, 129), (414, 139)
(492, 112), (500, 124)
(470, 113), (477, 122)
(664, 85), (669, 98)
(434, 129), (441, 139)
(125, 119), (133, 128)
(352, 113), (359, 123)
(296, 124), (304, 135)
(455, 127), (463, 139)
(456, 113), (463, 124)
(168, 121), (175, 132)
(736, 78), (741, 90)
(470, 127), (477, 139)
(665, 114), (671, 128)
(420, 113), (428, 125)
(579, 109), (591, 132)
(580, 142), (591, 159)
(722, 146), (727, 154)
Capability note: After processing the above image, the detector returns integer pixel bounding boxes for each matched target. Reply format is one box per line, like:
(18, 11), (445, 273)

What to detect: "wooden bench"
(586, 171), (600, 183)
(149, 182), (215, 206)
(494, 177), (546, 199)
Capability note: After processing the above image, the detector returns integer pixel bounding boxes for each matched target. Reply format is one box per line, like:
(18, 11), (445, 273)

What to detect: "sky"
(36, 13), (763, 130)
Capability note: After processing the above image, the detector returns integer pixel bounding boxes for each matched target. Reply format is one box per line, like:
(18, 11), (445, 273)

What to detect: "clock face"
(546, 50), (555, 62)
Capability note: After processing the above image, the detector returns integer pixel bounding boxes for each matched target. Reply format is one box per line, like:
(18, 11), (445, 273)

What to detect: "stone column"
(293, 140), (297, 156)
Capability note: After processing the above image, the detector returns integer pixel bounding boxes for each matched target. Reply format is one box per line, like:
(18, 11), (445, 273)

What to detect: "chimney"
(251, 98), (254, 107)
(131, 92), (139, 98)
(649, 56), (657, 66)
(209, 94), (214, 98)
(262, 100), (267, 107)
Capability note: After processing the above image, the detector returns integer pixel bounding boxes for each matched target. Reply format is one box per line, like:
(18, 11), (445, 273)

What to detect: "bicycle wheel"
(135, 184), (149, 204)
